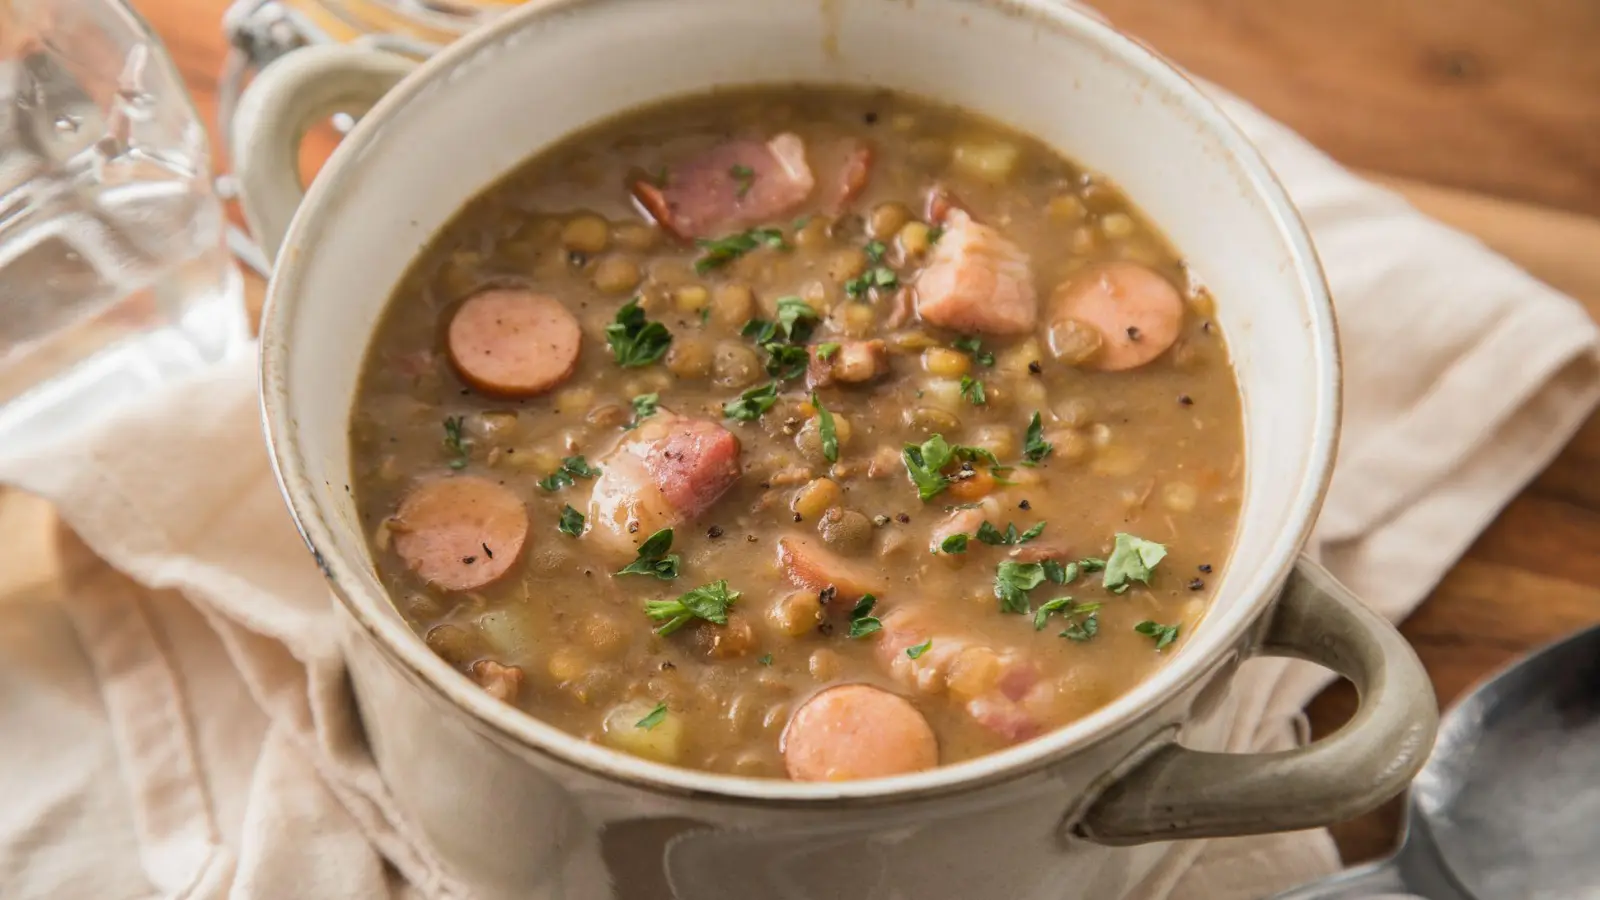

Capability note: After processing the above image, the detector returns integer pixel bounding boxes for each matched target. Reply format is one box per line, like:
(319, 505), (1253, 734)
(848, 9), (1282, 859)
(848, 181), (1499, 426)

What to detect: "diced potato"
(827, 248), (868, 284)
(951, 139), (1021, 182)
(837, 302), (875, 338)
(602, 700), (684, 764)
(547, 647), (587, 683)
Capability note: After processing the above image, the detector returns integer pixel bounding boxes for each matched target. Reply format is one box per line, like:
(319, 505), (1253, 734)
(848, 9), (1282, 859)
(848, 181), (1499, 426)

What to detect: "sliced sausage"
(1048, 262), (1184, 371)
(782, 684), (939, 781)
(446, 288), (581, 397)
(777, 534), (888, 601)
(914, 209), (1038, 335)
(391, 476), (528, 591)
(631, 133), (816, 240)
(806, 339), (888, 389)
(587, 412), (742, 558)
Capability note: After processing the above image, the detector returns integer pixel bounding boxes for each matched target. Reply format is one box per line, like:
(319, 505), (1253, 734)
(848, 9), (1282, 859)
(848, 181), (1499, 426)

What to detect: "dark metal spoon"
(1271, 623), (1600, 900)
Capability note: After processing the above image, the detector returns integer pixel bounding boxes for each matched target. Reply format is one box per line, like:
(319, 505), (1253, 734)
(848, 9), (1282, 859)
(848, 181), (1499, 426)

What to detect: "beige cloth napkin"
(3, 82), (1598, 899)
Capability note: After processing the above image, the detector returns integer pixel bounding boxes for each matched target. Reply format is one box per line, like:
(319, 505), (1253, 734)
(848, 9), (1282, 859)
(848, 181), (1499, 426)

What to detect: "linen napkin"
(2, 84), (1597, 900)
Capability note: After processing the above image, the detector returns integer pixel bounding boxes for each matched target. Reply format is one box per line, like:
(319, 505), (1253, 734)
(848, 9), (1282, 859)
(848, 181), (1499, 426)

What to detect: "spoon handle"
(1268, 859), (1419, 899)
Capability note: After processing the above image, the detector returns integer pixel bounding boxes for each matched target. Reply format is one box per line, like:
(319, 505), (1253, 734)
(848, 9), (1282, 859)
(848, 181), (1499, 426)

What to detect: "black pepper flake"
(817, 621), (835, 636)
(584, 569), (593, 576)
(1178, 394), (1194, 406)
(462, 555), (477, 565)
(793, 512), (804, 522)
(872, 514), (891, 526)
(1188, 578), (1205, 591)
(1027, 360), (1042, 375)
(628, 521), (640, 533)
(758, 481), (772, 490)
(707, 525), (725, 539)
(1018, 499), (1032, 510)
(1202, 321), (1213, 334)
(567, 250), (588, 267)
(1198, 563), (1213, 573)
(895, 512), (911, 524)
(746, 534), (758, 543)
(863, 111), (879, 124)
(819, 586), (838, 606)
(481, 542), (494, 559)
(660, 661), (676, 671)
(1126, 326), (1142, 341)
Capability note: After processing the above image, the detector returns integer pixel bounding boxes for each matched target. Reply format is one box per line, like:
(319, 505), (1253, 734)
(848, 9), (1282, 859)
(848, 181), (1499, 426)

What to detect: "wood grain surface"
(8, 0), (1599, 870)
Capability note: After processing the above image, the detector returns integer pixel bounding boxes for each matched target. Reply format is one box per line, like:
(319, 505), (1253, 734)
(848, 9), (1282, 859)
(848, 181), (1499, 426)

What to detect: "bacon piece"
(631, 133), (815, 239)
(806, 339), (888, 389)
(587, 413), (741, 558)
(915, 209), (1038, 335)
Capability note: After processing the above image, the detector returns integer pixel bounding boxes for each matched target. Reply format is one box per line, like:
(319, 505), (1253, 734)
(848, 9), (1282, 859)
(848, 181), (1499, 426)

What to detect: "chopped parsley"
(845, 265), (898, 299)
(765, 343), (811, 380)
(616, 528), (680, 580)
(1103, 533), (1168, 593)
(1022, 411), (1053, 465)
(927, 224), (945, 243)
(976, 521), (1045, 546)
(606, 299), (672, 368)
(625, 392), (660, 430)
(906, 638), (933, 660)
(864, 239), (887, 262)
(901, 434), (1005, 501)
(1061, 612), (1100, 642)
(442, 416), (468, 469)
(635, 702), (669, 730)
(1078, 557), (1107, 572)
(959, 375), (987, 406)
(953, 335), (995, 367)
(812, 393), (839, 463)
(816, 342), (841, 361)
(1135, 620), (1181, 651)
(744, 298), (820, 379)
(939, 533), (969, 554)
(847, 594), (883, 639)
(759, 653), (774, 666)
(694, 226), (789, 274)
(557, 504), (585, 537)
(993, 560), (1069, 614)
(723, 382), (780, 421)
(538, 456), (600, 492)
(1033, 596), (1101, 632)
(729, 163), (755, 197)
(644, 580), (739, 635)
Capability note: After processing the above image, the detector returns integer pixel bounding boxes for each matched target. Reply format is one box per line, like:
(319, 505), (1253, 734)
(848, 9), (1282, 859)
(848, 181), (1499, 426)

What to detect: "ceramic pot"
(237, 2), (1438, 897)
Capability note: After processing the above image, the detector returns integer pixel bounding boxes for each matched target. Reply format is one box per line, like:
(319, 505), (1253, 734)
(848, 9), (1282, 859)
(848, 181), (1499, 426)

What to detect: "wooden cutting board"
(2, 0), (1596, 866)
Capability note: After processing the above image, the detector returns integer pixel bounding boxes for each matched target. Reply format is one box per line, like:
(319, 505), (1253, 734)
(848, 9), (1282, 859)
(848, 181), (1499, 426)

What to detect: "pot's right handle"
(1076, 558), (1438, 845)
(231, 44), (416, 264)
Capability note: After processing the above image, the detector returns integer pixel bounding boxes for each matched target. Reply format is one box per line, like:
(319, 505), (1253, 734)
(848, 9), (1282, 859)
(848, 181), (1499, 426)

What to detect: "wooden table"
(4, 0), (1597, 868)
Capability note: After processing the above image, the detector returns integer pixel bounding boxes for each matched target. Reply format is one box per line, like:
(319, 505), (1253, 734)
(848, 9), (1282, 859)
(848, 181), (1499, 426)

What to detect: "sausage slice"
(782, 684), (939, 781)
(391, 476), (528, 591)
(1048, 262), (1184, 371)
(777, 535), (888, 601)
(446, 288), (581, 397)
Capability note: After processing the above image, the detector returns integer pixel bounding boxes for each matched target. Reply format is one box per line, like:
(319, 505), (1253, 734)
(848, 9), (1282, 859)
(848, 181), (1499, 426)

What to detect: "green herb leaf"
(850, 594), (876, 619)
(906, 639), (933, 660)
(1061, 613), (1100, 642)
(1033, 597), (1101, 632)
(442, 416), (469, 469)
(774, 296), (819, 343)
(953, 335), (995, 367)
(959, 375), (987, 406)
(816, 342), (841, 361)
(765, 343), (811, 380)
(1022, 412), (1053, 465)
(812, 393), (839, 463)
(994, 560), (1050, 614)
(558, 504), (585, 537)
(1041, 560), (1068, 584)
(864, 239), (887, 262)
(636, 702), (669, 730)
(1103, 533), (1168, 594)
(927, 224), (945, 243)
(644, 580), (740, 635)
(616, 528), (680, 580)
(606, 299), (673, 367)
(729, 163), (755, 197)
(940, 533), (969, 554)
(759, 653), (774, 666)
(792, 215), (812, 230)
(844, 266), (898, 299)
(538, 456), (601, 492)
(1135, 620), (1180, 651)
(723, 382), (780, 421)
(847, 593), (882, 639)
(1077, 557), (1107, 572)
(694, 226), (789, 274)
(976, 521), (1046, 546)
(902, 434), (955, 501)
(625, 393), (660, 430)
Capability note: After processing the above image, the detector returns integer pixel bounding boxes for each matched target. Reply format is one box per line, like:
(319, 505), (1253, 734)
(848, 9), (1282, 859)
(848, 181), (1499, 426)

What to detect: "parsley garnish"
(538, 456), (600, 492)
(557, 504), (585, 537)
(1022, 412), (1052, 465)
(939, 533), (969, 554)
(792, 215), (812, 230)
(907, 638), (933, 660)
(765, 343), (811, 380)
(644, 580), (739, 635)
(844, 266), (898, 299)
(864, 239), (887, 262)
(729, 163), (755, 197)
(723, 382), (780, 421)
(816, 342), (841, 361)
(927, 224), (945, 243)
(616, 528), (680, 580)
(694, 227), (789, 274)
(953, 336), (995, 367)
(847, 594), (882, 638)
(959, 375), (987, 406)
(1135, 620), (1180, 651)
(636, 702), (669, 729)
(812, 393), (839, 463)
(993, 560), (1069, 614)
(625, 393), (660, 430)
(901, 435), (1004, 501)
(976, 521), (1045, 546)
(744, 298), (819, 379)
(1061, 613), (1100, 642)
(606, 299), (672, 367)
(1033, 597), (1101, 632)
(1103, 534), (1168, 593)
(758, 653), (774, 666)
(442, 416), (469, 469)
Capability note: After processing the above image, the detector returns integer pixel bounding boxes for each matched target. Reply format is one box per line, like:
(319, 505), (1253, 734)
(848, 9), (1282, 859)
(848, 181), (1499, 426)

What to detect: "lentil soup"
(350, 87), (1244, 781)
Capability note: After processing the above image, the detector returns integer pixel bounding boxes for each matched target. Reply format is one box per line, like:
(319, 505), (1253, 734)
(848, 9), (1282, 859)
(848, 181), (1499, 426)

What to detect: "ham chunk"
(806, 339), (888, 389)
(587, 413), (741, 558)
(914, 209), (1038, 335)
(632, 133), (815, 240)
(818, 140), (874, 214)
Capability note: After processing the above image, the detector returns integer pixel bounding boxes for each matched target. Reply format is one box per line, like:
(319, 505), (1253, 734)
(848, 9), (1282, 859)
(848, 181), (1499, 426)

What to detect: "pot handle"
(1076, 557), (1438, 845)
(231, 44), (416, 263)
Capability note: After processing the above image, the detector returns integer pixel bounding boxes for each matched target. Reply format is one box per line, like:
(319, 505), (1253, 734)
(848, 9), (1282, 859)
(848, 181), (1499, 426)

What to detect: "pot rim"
(258, 0), (1341, 807)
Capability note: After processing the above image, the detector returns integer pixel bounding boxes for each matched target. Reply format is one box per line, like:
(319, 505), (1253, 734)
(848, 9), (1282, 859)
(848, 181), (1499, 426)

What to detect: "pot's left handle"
(231, 45), (416, 263)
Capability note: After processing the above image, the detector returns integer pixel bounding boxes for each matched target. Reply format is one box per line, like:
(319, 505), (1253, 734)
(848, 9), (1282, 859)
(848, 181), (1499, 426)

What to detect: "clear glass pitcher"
(1, 0), (246, 454)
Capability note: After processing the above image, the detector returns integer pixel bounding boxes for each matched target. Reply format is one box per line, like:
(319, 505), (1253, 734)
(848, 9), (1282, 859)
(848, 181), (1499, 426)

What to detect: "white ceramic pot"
(236, 2), (1439, 897)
